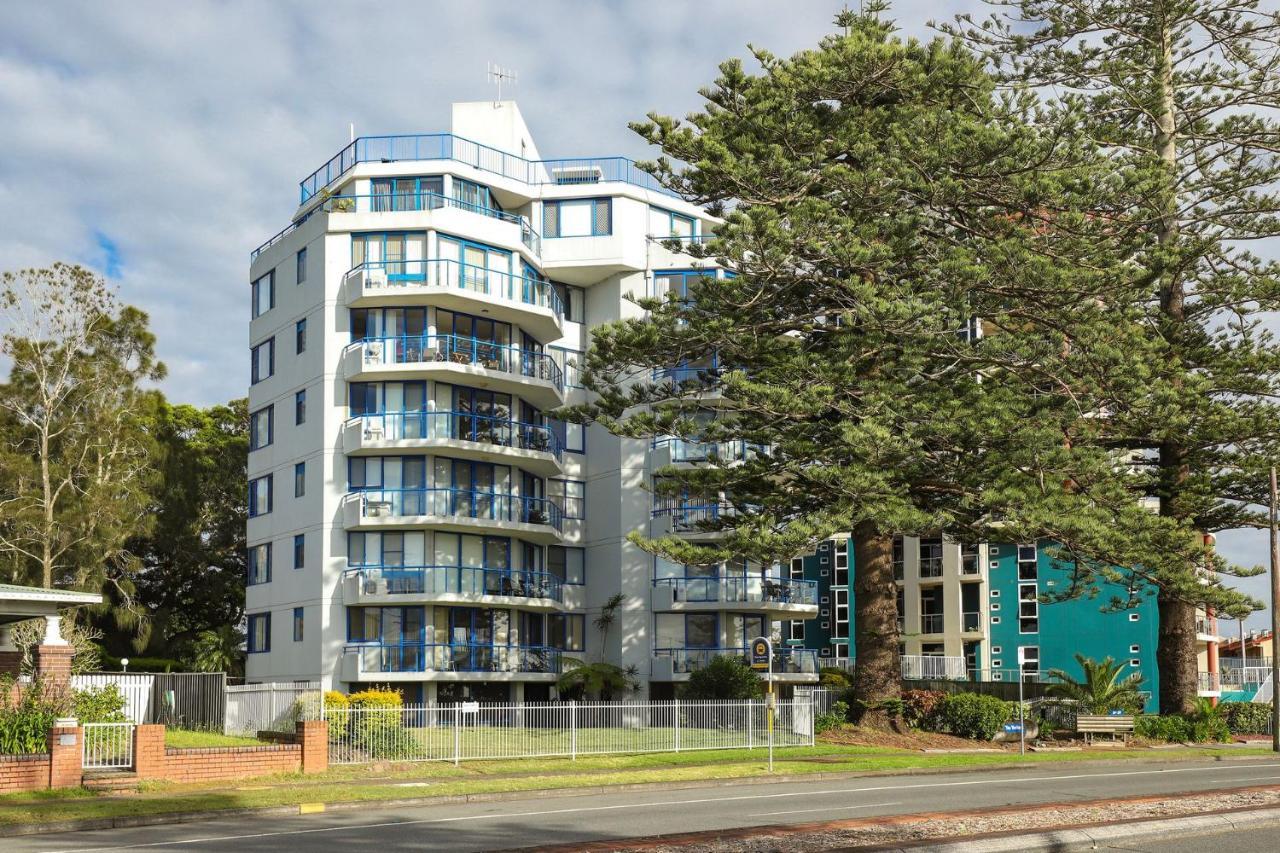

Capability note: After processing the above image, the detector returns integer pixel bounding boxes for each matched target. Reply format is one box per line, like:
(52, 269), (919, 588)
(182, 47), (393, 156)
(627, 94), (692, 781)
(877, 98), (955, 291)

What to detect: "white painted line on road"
(757, 801), (901, 817)
(1208, 776), (1280, 784)
(36, 762), (1280, 853)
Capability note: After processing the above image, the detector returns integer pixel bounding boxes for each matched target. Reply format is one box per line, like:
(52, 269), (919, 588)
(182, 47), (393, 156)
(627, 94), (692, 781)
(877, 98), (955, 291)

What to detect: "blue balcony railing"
(344, 565), (563, 602)
(349, 487), (563, 531)
(347, 259), (561, 318)
(317, 192), (542, 256)
(347, 334), (564, 393)
(653, 576), (817, 607)
(347, 410), (562, 459)
(299, 133), (678, 204)
(655, 647), (819, 675)
(347, 642), (562, 674)
(652, 503), (733, 532)
(651, 437), (764, 464)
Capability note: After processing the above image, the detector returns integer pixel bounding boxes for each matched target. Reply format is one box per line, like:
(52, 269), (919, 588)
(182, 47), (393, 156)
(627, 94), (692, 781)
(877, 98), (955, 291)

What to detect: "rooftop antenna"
(487, 62), (517, 106)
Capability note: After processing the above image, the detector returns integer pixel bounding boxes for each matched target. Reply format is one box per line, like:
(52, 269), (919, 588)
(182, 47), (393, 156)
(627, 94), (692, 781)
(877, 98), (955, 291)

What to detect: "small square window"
(820, 609), (829, 617)
(1129, 644), (1139, 654)
(1130, 658), (1141, 668)
(293, 534), (305, 570)
(820, 569), (828, 577)
(821, 621), (829, 628)
(294, 462), (306, 498)
(295, 389), (307, 425)
(989, 561), (999, 569)
(991, 616), (1001, 624)
(1129, 613), (1140, 622)
(991, 602), (1000, 611)
(991, 589), (1000, 598)
(819, 556), (828, 565)
(993, 672), (1004, 681)
(992, 645), (1002, 654)
(820, 596), (829, 604)
(296, 318), (307, 354)
(992, 659), (1003, 668)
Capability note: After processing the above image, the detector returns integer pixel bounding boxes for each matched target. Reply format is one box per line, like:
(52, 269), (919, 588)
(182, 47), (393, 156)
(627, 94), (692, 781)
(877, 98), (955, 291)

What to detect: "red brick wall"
(47, 724), (81, 789)
(297, 720), (328, 774)
(159, 744), (301, 783)
(0, 754), (51, 794)
(34, 645), (73, 694)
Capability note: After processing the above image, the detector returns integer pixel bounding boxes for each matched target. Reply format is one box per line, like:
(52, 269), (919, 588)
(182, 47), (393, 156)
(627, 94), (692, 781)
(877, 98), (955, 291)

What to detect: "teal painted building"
(790, 536), (1161, 711)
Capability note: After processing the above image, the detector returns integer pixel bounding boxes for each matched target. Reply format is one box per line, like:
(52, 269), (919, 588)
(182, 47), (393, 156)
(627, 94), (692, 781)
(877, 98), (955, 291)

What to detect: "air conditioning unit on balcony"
(551, 164), (603, 185)
(364, 578), (389, 595)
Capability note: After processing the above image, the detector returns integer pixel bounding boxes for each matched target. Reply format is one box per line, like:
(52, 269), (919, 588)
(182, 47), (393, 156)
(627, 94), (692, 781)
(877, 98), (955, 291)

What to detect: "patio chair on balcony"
(363, 342), (383, 364)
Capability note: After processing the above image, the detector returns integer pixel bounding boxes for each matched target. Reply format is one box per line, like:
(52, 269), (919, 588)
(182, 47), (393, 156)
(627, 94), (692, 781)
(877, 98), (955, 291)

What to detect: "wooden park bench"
(1076, 714), (1135, 744)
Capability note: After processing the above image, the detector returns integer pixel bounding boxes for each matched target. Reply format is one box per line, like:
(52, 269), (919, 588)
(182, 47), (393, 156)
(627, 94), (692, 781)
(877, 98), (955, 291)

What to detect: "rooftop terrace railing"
(299, 134), (679, 204)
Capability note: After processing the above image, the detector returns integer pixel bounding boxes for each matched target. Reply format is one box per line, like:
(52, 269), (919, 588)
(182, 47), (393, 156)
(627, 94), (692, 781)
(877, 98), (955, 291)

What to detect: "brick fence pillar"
(48, 722), (81, 789)
(133, 724), (166, 780)
(297, 720), (328, 774)
(34, 616), (74, 694)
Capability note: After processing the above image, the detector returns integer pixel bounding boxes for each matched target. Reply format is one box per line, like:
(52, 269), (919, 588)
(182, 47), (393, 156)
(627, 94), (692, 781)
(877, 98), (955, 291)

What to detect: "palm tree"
(188, 625), (244, 678)
(1046, 654), (1146, 714)
(556, 594), (638, 700)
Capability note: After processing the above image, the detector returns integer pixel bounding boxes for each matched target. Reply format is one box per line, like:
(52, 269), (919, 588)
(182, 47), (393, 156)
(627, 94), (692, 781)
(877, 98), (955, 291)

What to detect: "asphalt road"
(11, 757), (1280, 853)
(1095, 823), (1280, 852)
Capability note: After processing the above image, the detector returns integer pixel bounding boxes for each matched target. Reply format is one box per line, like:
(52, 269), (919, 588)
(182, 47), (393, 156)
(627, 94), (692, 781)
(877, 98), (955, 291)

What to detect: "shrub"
(936, 693), (1014, 740)
(684, 656), (763, 700)
(819, 667), (853, 690)
(816, 700), (850, 733)
(324, 690), (350, 710)
(348, 687), (403, 709)
(1135, 703), (1230, 744)
(0, 676), (69, 755)
(902, 690), (947, 729)
(346, 688), (407, 758)
(73, 685), (127, 723)
(1135, 714), (1193, 742)
(1221, 702), (1271, 735)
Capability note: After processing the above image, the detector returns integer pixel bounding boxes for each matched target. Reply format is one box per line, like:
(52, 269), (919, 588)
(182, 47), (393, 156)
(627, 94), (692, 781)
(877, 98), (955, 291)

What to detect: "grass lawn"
(0, 742), (1269, 828)
(164, 730), (272, 749)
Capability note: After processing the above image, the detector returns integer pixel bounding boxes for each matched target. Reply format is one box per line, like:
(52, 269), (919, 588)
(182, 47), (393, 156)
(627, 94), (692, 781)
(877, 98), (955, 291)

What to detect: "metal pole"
(1018, 667), (1026, 756)
(768, 646), (774, 773)
(453, 705), (461, 766)
(1269, 467), (1279, 753)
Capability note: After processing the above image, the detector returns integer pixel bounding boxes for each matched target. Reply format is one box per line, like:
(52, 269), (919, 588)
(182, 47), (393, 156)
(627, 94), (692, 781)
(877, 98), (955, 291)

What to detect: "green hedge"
(936, 693), (1014, 740)
(1221, 702), (1272, 735)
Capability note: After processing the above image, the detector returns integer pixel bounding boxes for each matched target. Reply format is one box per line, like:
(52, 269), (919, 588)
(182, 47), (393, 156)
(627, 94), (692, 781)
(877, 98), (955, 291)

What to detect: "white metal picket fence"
(325, 699), (814, 765)
(71, 674), (155, 724)
(224, 681), (322, 735)
(82, 722), (135, 770)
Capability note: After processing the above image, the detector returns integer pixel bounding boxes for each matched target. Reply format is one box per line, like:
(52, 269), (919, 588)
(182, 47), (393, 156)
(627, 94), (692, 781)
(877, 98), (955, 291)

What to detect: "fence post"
(453, 705), (461, 766)
(674, 698), (680, 752)
(570, 701), (577, 761)
(747, 701), (753, 750)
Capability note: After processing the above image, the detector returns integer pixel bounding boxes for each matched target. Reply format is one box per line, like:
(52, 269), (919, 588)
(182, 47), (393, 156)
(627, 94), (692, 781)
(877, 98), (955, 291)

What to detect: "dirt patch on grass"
(817, 724), (1002, 751)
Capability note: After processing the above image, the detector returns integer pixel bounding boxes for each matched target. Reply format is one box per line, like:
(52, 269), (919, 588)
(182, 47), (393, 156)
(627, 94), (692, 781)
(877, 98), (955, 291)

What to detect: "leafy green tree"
(1046, 654), (1147, 714)
(557, 594), (640, 700)
(115, 400), (247, 662)
(0, 265), (165, 650)
(944, 0), (1275, 714)
(578, 8), (1188, 724)
(188, 625), (245, 678)
(683, 655), (763, 700)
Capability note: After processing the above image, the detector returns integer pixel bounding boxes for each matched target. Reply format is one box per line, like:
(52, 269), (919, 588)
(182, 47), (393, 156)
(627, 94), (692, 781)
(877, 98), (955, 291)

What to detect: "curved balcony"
(650, 437), (766, 467)
(317, 191), (540, 254)
(342, 488), (563, 544)
(651, 647), (819, 682)
(343, 259), (561, 341)
(650, 576), (817, 618)
(342, 566), (563, 611)
(341, 642), (561, 682)
(342, 335), (564, 411)
(343, 411), (563, 478)
(650, 503), (734, 540)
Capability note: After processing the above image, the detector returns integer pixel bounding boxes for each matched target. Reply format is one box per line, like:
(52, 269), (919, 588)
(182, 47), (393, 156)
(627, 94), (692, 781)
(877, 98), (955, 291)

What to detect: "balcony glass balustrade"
(345, 565), (563, 603)
(655, 646), (819, 675)
(653, 576), (817, 607)
(348, 334), (564, 393)
(350, 487), (563, 531)
(651, 502), (733, 531)
(348, 410), (562, 459)
(651, 437), (764, 464)
(348, 642), (561, 674)
(919, 613), (945, 634)
(347, 259), (561, 317)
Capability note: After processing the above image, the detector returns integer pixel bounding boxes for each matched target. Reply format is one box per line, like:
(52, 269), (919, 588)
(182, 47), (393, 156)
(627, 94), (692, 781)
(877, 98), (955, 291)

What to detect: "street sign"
(460, 701), (480, 714)
(1003, 722), (1024, 734)
(751, 637), (771, 671)
(1108, 709), (1124, 716)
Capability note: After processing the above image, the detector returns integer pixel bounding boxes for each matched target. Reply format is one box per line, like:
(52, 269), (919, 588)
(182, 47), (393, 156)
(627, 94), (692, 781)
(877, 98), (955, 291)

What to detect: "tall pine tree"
(577, 9), (1203, 721)
(944, 0), (1278, 714)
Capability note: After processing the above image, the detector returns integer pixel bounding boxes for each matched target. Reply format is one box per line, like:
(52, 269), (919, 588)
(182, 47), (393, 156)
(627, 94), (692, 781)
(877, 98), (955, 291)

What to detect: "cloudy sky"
(0, 0), (1273, 627)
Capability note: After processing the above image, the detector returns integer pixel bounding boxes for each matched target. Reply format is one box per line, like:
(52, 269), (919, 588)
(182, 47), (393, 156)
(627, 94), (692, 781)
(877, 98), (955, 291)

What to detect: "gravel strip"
(596, 787), (1280, 852)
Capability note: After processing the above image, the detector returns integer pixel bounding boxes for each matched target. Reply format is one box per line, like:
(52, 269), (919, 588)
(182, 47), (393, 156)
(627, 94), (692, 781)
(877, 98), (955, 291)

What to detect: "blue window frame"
(293, 534), (305, 570)
(294, 462), (306, 498)
(251, 338), (275, 384)
(293, 607), (304, 642)
(451, 178), (500, 213)
(548, 613), (584, 651)
(542, 198), (612, 237)
(252, 270), (274, 318)
(295, 389), (307, 425)
(685, 613), (718, 648)
(372, 176), (443, 212)
(438, 234), (513, 293)
(549, 479), (585, 519)
(247, 613), (271, 653)
(551, 283), (584, 322)
(248, 542), (271, 585)
(649, 206), (696, 239)
(347, 606), (424, 644)
(351, 232), (426, 280)
(349, 382), (379, 415)
(249, 474), (272, 517)
(296, 318), (307, 354)
(296, 247), (307, 284)
(350, 306), (427, 340)
(249, 405), (273, 451)
(547, 546), (584, 585)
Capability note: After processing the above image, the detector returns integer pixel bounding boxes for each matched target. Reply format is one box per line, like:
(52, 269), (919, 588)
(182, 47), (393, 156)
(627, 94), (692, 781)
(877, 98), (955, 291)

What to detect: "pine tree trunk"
(851, 521), (901, 727)
(1157, 597), (1198, 715)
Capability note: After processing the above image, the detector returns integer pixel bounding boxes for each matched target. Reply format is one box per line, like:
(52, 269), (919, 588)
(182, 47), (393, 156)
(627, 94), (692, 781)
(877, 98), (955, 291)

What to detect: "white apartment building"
(245, 101), (819, 702)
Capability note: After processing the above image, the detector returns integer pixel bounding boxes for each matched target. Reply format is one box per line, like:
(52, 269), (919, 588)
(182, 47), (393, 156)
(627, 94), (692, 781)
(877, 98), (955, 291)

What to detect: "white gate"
(82, 722), (135, 770)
